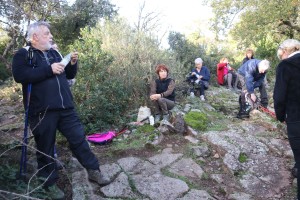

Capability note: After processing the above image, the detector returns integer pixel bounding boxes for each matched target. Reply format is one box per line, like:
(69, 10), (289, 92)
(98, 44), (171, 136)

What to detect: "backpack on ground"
(237, 91), (257, 119)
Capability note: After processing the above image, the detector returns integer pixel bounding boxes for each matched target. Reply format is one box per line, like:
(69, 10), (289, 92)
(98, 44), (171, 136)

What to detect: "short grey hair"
(278, 39), (300, 55)
(195, 58), (203, 64)
(26, 21), (51, 42)
(258, 59), (270, 71)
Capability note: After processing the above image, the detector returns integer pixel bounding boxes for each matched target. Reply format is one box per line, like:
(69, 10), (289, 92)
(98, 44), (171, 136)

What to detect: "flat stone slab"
(100, 172), (137, 199)
(148, 152), (183, 168)
(176, 189), (214, 200)
(132, 173), (189, 200)
(168, 158), (204, 179)
(72, 170), (97, 200)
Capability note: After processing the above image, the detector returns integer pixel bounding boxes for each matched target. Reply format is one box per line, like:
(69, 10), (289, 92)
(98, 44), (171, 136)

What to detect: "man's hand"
(51, 63), (65, 75)
(250, 93), (257, 102)
(70, 52), (78, 65)
(150, 94), (161, 101)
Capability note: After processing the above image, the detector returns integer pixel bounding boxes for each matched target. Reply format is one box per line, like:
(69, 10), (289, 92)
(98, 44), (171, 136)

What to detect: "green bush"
(69, 27), (131, 132)
(69, 22), (185, 133)
(0, 64), (10, 81)
(184, 111), (208, 131)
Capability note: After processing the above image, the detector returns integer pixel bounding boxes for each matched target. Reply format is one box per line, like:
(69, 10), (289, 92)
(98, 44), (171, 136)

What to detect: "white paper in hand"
(60, 53), (71, 67)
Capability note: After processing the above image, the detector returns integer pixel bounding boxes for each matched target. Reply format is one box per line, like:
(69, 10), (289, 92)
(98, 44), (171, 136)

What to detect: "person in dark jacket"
(188, 58), (210, 101)
(236, 59), (270, 118)
(12, 21), (109, 199)
(242, 48), (255, 64)
(273, 39), (300, 200)
(150, 64), (175, 122)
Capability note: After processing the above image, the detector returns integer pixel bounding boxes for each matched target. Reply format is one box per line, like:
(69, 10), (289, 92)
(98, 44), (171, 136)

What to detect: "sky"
(110, 0), (214, 46)
(68, 0), (214, 47)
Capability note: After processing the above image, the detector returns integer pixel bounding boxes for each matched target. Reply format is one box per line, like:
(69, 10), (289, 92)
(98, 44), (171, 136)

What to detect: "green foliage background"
(69, 21), (185, 132)
(2, 0), (300, 131)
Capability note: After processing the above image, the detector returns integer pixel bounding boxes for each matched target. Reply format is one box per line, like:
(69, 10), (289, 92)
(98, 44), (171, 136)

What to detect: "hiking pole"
(19, 47), (34, 179)
(19, 83), (31, 179)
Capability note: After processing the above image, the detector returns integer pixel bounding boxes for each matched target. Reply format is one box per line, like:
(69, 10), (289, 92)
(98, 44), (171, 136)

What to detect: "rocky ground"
(0, 81), (297, 200)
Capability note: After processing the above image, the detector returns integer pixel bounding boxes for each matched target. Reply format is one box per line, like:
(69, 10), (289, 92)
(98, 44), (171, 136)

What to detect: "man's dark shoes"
(87, 169), (111, 186)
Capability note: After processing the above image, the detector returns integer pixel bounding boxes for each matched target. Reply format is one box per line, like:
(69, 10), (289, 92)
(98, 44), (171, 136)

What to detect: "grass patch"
(238, 152), (248, 163)
(184, 111), (208, 131)
(109, 124), (156, 152)
(233, 169), (246, 178)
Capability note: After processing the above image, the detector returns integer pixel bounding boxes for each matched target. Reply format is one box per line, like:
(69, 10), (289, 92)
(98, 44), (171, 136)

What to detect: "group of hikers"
(151, 48), (270, 122)
(151, 39), (300, 200)
(11, 20), (300, 199)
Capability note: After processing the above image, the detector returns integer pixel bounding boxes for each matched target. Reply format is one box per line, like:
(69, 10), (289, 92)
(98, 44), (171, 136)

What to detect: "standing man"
(12, 21), (109, 199)
(274, 39), (300, 200)
(236, 59), (270, 118)
(188, 58), (210, 101)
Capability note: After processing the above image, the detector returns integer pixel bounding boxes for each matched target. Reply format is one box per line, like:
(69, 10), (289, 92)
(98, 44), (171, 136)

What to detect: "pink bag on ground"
(87, 131), (116, 145)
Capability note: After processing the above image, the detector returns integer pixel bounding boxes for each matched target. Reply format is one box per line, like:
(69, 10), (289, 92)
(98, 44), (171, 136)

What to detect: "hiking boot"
(162, 114), (170, 121)
(190, 92), (195, 97)
(87, 169), (111, 186)
(154, 114), (161, 123)
(44, 184), (65, 200)
(200, 95), (205, 101)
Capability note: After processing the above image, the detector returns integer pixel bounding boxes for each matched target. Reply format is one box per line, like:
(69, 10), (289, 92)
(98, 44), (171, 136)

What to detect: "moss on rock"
(184, 111), (208, 131)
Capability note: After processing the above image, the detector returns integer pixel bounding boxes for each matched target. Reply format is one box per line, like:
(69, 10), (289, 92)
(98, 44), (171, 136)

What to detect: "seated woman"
(150, 64), (175, 122)
(217, 57), (238, 90)
(188, 58), (210, 101)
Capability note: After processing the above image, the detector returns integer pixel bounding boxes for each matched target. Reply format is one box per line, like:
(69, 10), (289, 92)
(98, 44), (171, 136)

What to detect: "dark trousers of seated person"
(287, 122), (300, 199)
(238, 74), (268, 107)
(153, 98), (175, 115)
(29, 109), (99, 186)
(190, 81), (206, 96)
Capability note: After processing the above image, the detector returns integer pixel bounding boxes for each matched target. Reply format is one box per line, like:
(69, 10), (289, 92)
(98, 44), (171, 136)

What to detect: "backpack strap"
(23, 46), (36, 67)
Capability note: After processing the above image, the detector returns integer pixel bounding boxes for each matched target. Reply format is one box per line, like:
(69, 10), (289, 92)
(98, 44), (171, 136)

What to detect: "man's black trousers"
(29, 109), (99, 186)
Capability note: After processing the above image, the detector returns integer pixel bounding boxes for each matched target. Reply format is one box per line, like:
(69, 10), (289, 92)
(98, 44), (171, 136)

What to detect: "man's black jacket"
(12, 47), (77, 116)
(274, 52), (300, 123)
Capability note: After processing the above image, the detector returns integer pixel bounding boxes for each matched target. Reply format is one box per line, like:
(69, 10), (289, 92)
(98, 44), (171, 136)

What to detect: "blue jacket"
(238, 59), (266, 93)
(189, 66), (210, 82)
(12, 47), (77, 116)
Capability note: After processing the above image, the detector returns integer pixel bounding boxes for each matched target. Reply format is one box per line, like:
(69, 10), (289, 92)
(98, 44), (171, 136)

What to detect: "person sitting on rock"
(217, 57), (238, 91)
(188, 58), (210, 101)
(150, 64), (175, 122)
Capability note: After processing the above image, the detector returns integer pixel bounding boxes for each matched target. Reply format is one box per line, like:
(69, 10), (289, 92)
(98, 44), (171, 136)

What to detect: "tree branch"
(279, 19), (300, 33)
